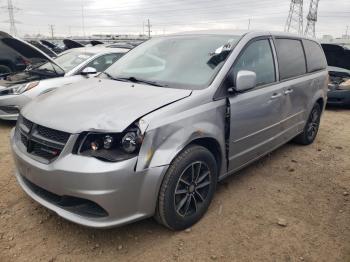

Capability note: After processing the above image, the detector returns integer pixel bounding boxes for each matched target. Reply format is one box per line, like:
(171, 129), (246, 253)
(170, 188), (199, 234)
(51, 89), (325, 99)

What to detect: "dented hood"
(21, 78), (192, 133)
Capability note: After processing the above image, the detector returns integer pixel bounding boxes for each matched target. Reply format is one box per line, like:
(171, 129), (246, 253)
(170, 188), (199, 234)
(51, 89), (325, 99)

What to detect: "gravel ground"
(0, 109), (349, 262)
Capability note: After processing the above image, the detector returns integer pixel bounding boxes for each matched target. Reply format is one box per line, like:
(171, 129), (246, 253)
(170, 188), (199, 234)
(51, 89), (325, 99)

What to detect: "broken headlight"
(76, 126), (143, 162)
(338, 79), (350, 90)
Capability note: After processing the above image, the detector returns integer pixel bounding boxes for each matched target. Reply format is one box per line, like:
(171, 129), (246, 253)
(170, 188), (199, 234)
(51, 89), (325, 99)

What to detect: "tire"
(0, 65), (12, 75)
(293, 103), (322, 145)
(156, 145), (218, 230)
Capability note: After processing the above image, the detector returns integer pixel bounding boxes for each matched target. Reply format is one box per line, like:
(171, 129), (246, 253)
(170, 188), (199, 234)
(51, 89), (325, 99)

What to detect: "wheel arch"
(188, 137), (223, 176)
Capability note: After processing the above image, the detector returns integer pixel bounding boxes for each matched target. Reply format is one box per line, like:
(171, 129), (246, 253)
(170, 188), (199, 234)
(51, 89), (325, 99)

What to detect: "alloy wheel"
(174, 161), (211, 217)
(306, 108), (320, 141)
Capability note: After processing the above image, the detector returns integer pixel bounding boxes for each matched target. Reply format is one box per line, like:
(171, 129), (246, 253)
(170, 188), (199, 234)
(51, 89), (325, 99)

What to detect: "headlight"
(75, 125), (143, 162)
(338, 79), (350, 90)
(10, 81), (40, 95)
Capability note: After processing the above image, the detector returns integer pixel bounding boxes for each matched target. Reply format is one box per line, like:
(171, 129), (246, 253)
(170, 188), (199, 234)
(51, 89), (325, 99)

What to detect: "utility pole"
(285, 0), (304, 35)
(81, 0), (86, 38)
(146, 19), (151, 39)
(49, 24), (54, 39)
(346, 25), (349, 39)
(305, 0), (320, 38)
(248, 19), (251, 30)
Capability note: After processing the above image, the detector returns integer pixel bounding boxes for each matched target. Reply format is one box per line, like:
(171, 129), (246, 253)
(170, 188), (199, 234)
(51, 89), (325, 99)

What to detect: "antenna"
(285, 0), (304, 35)
(305, 0), (320, 38)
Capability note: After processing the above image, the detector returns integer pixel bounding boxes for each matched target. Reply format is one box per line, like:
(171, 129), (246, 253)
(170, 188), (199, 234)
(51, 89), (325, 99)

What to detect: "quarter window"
(303, 40), (327, 72)
(275, 39), (306, 80)
(233, 39), (276, 87)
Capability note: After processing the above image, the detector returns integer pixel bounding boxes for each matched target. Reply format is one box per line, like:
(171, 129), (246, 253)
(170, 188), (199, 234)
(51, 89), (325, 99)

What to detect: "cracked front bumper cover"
(10, 129), (169, 228)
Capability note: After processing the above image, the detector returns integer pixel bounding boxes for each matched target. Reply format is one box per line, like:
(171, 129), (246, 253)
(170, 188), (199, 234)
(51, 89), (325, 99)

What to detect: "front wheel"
(156, 145), (218, 230)
(293, 103), (322, 145)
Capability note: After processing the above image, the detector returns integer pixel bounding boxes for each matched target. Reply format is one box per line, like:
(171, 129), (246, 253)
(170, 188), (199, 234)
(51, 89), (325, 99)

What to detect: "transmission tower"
(304, 0), (320, 38)
(6, 0), (18, 36)
(285, 0), (304, 35)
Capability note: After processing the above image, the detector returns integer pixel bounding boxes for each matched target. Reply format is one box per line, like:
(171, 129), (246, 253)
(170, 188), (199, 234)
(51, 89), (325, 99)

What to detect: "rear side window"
(303, 40), (327, 72)
(275, 39), (306, 80)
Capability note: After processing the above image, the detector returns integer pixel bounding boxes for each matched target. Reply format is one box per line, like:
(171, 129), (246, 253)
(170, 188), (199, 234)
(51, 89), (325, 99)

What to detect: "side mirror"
(81, 67), (97, 76)
(235, 70), (257, 92)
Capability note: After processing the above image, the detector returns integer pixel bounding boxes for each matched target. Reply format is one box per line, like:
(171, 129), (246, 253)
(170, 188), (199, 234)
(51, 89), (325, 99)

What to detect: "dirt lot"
(0, 109), (349, 262)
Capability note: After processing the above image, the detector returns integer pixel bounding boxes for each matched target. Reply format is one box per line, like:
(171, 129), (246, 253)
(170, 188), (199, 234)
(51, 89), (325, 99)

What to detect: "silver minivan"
(11, 31), (328, 230)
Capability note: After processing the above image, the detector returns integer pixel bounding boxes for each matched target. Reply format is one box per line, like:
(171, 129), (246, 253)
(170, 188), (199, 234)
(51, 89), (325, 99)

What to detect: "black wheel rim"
(306, 108), (320, 141)
(174, 161), (211, 217)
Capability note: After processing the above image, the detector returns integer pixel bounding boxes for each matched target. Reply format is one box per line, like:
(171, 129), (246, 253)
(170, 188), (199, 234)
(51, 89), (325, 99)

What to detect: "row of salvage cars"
(0, 31), (135, 120)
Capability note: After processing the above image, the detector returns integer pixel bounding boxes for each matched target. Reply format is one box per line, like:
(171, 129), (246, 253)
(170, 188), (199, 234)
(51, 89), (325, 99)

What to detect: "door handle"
(270, 93), (282, 99)
(284, 89), (294, 95)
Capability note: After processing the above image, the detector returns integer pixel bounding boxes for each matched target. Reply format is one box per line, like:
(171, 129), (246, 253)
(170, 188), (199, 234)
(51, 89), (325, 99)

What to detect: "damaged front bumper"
(10, 128), (168, 228)
(327, 89), (350, 106)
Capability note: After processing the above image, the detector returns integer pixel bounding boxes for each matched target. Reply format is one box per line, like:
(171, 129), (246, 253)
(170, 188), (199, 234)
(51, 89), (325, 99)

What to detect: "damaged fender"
(136, 98), (228, 178)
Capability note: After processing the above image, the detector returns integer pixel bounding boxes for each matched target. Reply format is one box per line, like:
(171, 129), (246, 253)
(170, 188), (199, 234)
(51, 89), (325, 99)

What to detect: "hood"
(63, 39), (84, 50)
(0, 31), (60, 68)
(28, 40), (57, 58)
(322, 43), (350, 71)
(90, 40), (104, 46)
(22, 78), (192, 133)
(328, 66), (350, 76)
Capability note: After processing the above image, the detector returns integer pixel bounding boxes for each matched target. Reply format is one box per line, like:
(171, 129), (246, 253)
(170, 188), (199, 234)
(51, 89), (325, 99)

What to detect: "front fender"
(136, 100), (227, 175)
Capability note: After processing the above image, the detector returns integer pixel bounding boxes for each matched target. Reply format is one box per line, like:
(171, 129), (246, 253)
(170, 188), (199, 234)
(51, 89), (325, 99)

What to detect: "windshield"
(105, 35), (241, 89)
(36, 51), (94, 74)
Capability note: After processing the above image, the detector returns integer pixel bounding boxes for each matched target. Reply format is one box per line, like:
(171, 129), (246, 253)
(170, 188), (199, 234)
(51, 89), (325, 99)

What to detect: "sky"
(0, 0), (349, 38)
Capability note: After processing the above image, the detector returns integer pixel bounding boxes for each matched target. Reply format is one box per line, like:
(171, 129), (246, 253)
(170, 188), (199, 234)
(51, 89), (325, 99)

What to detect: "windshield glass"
(37, 51), (94, 73)
(105, 35), (241, 89)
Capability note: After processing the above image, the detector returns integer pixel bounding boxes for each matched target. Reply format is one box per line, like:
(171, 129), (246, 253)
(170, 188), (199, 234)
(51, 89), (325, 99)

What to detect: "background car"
(321, 44), (350, 107)
(0, 31), (35, 76)
(0, 45), (129, 120)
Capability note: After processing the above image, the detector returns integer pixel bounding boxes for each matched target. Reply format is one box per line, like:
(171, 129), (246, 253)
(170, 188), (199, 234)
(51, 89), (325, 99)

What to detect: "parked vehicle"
(321, 44), (350, 106)
(0, 31), (35, 76)
(0, 46), (128, 120)
(27, 40), (58, 58)
(40, 40), (65, 54)
(11, 31), (328, 230)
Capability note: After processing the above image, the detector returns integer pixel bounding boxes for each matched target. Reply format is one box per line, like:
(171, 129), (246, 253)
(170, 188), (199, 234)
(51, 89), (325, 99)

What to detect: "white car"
(0, 40), (129, 120)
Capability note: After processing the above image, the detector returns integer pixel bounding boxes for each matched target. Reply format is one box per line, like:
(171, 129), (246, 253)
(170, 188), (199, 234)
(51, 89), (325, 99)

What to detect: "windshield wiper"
(104, 74), (167, 87)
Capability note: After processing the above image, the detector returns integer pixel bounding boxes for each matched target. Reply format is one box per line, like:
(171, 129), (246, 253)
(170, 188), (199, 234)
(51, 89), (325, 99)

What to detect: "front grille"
(36, 125), (70, 144)
(16, 115), (71, 163)
(22, 176), (108, 218)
